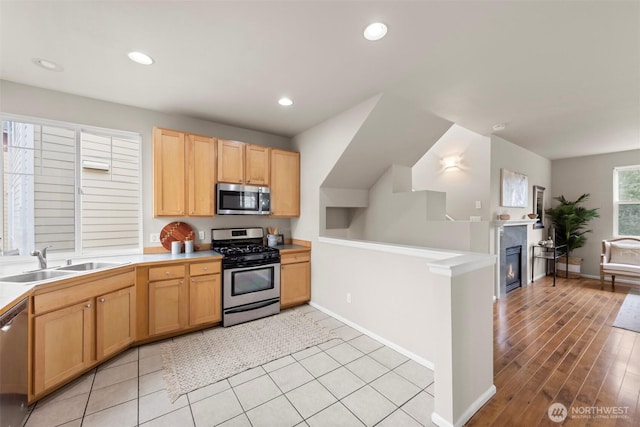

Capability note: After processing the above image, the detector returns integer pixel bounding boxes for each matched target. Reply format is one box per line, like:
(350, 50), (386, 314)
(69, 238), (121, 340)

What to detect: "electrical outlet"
(346, 293), (352, 304)
(150, 233), (160, 243)
(475, 200), (482, 209)
(199, 231), (205, 240)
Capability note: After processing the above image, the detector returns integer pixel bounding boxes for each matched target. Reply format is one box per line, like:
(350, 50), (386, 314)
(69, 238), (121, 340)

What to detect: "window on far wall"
(614, 165), (640, 237)
(1, 117), (141, 258)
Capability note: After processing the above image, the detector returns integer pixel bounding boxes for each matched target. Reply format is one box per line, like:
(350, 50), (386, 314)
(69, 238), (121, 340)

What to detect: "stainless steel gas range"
(211, 227), (280, 327)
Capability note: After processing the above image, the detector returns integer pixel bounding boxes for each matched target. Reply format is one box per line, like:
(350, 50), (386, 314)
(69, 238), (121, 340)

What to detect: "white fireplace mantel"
(493, 219), (538, 228)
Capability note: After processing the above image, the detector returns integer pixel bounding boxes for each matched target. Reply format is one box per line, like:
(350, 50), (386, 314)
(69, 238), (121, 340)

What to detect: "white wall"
(412, 124), (491, 221)
(291, 96), (498, 427)
(490, 135), (552, 283)
(551, 149), (640, 277)
(0, 80), (293, 248)
(348, 165), (490, 252)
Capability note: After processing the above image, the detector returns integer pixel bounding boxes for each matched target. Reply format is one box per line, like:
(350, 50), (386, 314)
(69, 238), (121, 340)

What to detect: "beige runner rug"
(161, 309), (335, 402)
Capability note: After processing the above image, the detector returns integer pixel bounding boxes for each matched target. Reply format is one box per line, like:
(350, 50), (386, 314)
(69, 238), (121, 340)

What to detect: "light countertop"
(0, 250), (223, 314)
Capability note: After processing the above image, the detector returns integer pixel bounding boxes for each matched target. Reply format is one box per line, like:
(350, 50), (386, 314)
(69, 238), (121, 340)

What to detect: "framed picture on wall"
(500, 169), (528, 208)
(533, 185), (545, 229)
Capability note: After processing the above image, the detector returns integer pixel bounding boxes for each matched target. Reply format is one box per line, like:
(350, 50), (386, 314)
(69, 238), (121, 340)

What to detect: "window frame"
(613, 164), (640, 237)
(0, 113), (143, 263)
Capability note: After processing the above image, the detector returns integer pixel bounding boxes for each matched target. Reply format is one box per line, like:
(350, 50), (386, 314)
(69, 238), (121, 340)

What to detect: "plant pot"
(557, 256), (582, 279)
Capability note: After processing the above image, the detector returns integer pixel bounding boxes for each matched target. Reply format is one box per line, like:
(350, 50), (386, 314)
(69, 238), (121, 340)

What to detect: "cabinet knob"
(85, 303), (91, 308)
(204, 266), (208, 271)
(165, 271), (171, 276)
(180, 211), (184, 215)
(180, 280), (184, 285)
(99, 298), (105, 303)
(191, 279), (195, 283)
(190, 211), (194, 214)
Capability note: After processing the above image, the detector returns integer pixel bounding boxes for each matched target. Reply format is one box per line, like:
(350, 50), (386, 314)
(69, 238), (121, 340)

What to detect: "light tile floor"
(25, 304), (436, 427)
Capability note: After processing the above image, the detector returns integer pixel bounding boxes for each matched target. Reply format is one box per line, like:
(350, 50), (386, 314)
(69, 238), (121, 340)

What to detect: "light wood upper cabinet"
(153, 127), (216, 217)
(270, 149), (300, 217)
(218, 140), (270, 185)
(187, 134), (216, 216)
(217, 140), (245, 184)
(153, 128), (186, 216)
(245, 144), (270, 185)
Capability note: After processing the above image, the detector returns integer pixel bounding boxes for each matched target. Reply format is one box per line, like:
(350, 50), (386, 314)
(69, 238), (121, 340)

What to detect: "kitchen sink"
(0, 270), (76, 283)
(56, 262), (124, 272)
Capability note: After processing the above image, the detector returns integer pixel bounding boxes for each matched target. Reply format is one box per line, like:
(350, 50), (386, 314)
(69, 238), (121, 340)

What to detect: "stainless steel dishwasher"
(0, 298), (28, 427)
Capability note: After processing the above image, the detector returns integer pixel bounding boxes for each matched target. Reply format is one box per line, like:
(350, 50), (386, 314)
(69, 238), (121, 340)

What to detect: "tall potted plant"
(545, 193), (599, 278)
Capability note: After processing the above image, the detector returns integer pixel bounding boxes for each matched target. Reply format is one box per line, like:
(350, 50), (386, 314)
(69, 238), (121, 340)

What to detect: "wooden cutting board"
(160, 222), (195, 251)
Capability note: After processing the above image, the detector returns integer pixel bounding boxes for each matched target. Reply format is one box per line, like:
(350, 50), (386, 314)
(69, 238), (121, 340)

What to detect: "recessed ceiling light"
(32, 58), (63, 72)
(278, 97), (293, 107)
(493, 123), (506, 132)
(363, 22), (388, 41)
(127, 51), (154, 65)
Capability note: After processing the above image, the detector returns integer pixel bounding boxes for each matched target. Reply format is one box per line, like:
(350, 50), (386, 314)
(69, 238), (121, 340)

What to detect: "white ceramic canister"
(185, 240), (194, 254)
(267, 234), (277, 247)
(171, 240), (182, 254)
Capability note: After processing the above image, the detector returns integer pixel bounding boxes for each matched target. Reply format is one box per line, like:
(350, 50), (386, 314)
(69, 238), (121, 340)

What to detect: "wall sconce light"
(441, 155), (462, 170)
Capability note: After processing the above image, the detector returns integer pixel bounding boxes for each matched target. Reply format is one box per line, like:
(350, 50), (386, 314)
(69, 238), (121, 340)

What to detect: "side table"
(532, 244), (568, 286)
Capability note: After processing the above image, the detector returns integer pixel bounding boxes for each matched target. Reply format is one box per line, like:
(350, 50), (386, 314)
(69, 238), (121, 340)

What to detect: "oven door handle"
(225, 298), (280, 314)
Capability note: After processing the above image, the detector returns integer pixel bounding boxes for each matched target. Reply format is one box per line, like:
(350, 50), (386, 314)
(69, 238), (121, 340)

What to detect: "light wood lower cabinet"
(31, 269), (136, 398)
(96, 287), (135, 360)
(33, 300), (94, 395)
(280, 250), (311, 309)
(148, 278), (187, 336)
(147, 260), (221, 336)
(189, 274), (221, 326)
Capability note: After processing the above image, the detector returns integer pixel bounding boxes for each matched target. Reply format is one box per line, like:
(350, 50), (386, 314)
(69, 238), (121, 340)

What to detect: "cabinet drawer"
(190, 261), (221, 277)
(149, 265), (185, 281)
(281, 252), (310, 265)
(34, 271), (135, 315)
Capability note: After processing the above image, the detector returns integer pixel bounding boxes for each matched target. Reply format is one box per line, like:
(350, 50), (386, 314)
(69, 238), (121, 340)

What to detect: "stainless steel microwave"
(216, 183), (270, 215)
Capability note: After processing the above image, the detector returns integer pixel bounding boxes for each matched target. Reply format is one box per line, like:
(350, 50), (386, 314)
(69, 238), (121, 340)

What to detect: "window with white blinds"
(1, 117), (141, 257)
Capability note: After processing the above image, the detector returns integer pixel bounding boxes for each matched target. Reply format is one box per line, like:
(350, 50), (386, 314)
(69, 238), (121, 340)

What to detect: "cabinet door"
(270, 149), (300, 217)
(96, 287), (135, 360)
(148, 278), (187, 336)
(34, 300), (94, 395)
(153, 128), (186, 216)
(245, 144), (270, 186)
(217, 140), (245, 184)
(189, 274), (221, 326)
(187, 134), (216, 216)
(280, 262), (311, 308)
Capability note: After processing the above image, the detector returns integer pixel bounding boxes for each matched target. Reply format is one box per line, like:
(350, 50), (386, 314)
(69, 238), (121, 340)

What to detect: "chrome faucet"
(30, 245), (52, 269)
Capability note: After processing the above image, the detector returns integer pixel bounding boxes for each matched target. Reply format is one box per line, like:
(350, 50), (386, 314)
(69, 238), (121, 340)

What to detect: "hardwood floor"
(467, 276), (640, 426)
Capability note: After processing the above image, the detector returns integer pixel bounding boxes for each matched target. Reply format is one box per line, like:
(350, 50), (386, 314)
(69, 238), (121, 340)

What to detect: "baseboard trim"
(431, 384), (496, 427)
(308, 301), (435, 370)
(582, 273), (640, 286)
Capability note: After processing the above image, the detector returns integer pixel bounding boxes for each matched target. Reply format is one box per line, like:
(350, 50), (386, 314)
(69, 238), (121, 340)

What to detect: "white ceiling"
(1, 1), (638, 160)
